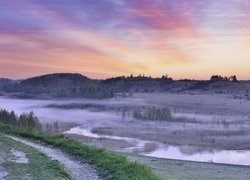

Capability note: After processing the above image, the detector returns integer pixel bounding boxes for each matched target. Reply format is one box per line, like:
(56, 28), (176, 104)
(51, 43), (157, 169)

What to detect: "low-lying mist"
(1, 92), (250, 165)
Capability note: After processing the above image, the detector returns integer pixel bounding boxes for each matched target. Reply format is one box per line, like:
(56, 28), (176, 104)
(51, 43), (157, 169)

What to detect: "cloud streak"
(0, 0), (250, 79)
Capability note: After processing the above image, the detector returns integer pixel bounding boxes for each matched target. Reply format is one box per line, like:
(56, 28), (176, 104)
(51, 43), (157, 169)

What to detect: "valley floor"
(126, 154), (250, 180)
(1, 92), (250, 179)
(2, 132), (250, 180)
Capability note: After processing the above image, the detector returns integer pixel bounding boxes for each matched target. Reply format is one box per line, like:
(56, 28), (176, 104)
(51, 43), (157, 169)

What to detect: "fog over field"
(3, 0), (250, 178)
(1, 92), (250, 166)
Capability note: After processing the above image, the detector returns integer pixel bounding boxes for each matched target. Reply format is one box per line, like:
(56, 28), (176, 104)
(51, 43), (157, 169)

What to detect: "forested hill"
(0, 73), (249, 99)
(22, 73), (89, 86)
(0, 78), (12, 91)
(100, 74), (249, 94)
(2, 73), (113, 99)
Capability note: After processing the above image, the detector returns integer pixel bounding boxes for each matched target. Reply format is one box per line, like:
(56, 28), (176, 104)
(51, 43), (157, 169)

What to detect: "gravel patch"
(9, 149), (29, 164)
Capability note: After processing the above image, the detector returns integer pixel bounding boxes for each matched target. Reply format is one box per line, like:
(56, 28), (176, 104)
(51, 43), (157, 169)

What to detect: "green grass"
(0, 123), (159, 180)
(126, 154), (250, 180)
(0, 133), (70, 180)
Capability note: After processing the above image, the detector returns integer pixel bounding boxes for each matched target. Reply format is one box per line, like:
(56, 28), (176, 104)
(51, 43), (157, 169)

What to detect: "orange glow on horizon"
(0, 1), (250, 80)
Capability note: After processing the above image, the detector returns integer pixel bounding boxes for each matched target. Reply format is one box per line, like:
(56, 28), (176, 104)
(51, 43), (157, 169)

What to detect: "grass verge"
(0, 123), (159, 180)
(0, 133), (70, 180)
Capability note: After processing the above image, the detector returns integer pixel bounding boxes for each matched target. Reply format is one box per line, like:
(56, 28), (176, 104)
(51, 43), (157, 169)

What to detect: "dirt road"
(7, 135), (101, 180)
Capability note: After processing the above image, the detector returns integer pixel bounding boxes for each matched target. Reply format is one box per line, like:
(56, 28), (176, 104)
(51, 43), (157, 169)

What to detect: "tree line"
(0, 109), (41, 129)
(210, 75), (238, 82)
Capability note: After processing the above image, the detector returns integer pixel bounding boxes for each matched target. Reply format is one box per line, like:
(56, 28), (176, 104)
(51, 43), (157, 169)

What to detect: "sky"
(0, 0), (250, 80)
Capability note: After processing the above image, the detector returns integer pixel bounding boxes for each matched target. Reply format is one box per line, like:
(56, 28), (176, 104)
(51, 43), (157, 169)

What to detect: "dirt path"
(7, 135), (101, 180)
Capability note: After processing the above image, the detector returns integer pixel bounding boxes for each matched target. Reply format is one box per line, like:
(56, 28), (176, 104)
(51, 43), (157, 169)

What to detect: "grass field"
(0, 123), (159, 180)
(126, 154), (250, 180)
(0, 133), (70, 180)
(4, 121), (250, 180)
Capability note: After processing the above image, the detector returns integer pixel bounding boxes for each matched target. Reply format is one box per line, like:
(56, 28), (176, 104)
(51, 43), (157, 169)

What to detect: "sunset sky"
(0, 0), (250, 80)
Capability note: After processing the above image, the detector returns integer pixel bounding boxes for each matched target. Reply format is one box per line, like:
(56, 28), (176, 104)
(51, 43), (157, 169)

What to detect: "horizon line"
(1, 72), (249, 81)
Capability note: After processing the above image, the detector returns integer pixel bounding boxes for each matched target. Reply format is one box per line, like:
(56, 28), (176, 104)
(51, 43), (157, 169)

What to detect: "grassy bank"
(0, 133), (70, 180)
(126, 154), (250, 180)
(0, 123), (159, 180)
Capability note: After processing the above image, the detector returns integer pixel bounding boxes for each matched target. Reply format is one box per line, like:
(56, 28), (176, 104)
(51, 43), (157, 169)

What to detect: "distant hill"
(1, 73), (249, 99)
(100, 75), (249, 94)
(0, 78), (13, 91)
(3, 73), (113, 99)
(101, 75), (174, 93)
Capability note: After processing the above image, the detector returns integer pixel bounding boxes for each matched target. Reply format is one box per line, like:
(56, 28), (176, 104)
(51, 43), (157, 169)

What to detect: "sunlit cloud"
(0, 0), (250, 79)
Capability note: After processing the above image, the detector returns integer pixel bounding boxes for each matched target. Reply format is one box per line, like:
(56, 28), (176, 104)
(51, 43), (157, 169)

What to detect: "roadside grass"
(0, 133), (71, 180)
(126, 153), (250, 180)
(0, 123), (159, 180)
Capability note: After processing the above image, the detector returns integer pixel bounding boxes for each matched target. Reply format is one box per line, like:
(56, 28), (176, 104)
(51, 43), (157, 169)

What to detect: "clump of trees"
(133, 106), (172, 121)
(0, 109), (41, 129)
(210, 75), (238, 82)
(44, 121), (59, 134)
(103, 74), (173, 84)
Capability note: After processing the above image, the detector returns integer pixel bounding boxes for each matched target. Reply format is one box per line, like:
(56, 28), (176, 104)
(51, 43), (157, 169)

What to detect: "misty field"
(1, 92), (250, 158)
(1, 90), (250, 179)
